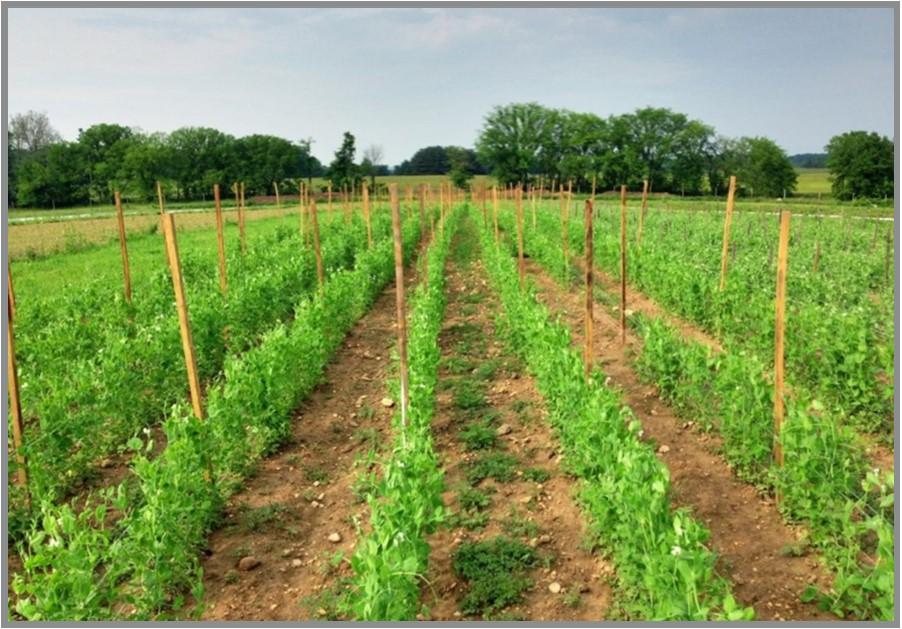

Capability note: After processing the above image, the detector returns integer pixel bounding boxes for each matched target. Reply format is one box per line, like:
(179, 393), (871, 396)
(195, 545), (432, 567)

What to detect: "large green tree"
(826, 131), (894, 200)
(476, 102), (556, 185)
(329, 131), (358, 190)
(741, 137), (798, 197)
(77, 123), (136, 204)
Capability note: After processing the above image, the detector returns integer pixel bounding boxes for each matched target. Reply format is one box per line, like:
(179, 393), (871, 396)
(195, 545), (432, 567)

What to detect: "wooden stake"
(389, 184), (410, 437)
(481, 186), (488, 228)
(566, 180), (573, 219)
(885, 226), (893, 285)
(161, 213), (204, 420)
(773, 210), (791, 467)
(530, 185), (537, 229)
(561, 185), (569, 278)
(620, 185), (627, 345)
(418, 185), (426, 229)
(156, 180), (165, 216)
(492, 186), (500, 243)
(363, 183), (373, 248)
(299, 182), (307, 241)
(584, 199), (594, 379)
(516, 187), (526, 289)
(636, 179), (649, 246)
(719, 176), (737, 290)
(310, 200), (324, 289)
(591, 173), (597, 202)
(812, 240), (821, 274)
(239, 182), (247, 255)
(114, 191), (132, 303)
(6, 270), (28, 493)
(274, 181), (281, 209)
(213, 184), (228, 296)
(344, 185), (351, 224)
(327, 182), (333, 221)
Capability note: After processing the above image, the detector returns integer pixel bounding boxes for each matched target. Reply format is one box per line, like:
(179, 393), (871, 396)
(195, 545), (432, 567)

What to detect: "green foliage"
(826, 131), (894, 200)
(452, 537), (538, 617)
(458, 419), (497, 451)
(465, 452), (518, 485)
(329, 131), (359, 191)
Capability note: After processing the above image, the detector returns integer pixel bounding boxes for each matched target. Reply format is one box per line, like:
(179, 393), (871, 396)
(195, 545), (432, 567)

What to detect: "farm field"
(5, 187), (896, 622)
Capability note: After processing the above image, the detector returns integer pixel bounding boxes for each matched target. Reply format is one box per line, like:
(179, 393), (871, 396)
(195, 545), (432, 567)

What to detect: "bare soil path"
(198, 258), (424, 621)
(525, 258), (836, 621)
(422, 222), (611, 621)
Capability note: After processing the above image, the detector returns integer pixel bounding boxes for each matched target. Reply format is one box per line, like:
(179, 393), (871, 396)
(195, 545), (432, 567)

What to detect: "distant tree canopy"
(826, 131), (894, 201)
(475, 102), (805, 197)
(394, 145), (486, 176)
(8, 119), (329, 208)
(789, 153), (828, 168)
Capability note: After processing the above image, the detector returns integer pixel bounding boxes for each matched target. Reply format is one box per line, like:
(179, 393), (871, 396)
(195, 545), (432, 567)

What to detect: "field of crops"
(5, 185), (896, 621)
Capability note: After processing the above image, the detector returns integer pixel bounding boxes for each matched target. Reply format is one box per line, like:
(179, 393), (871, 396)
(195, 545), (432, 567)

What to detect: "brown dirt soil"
(197, 258), (423, 621)
(525, 258), (836, 621)
(421, 237), (611, 621)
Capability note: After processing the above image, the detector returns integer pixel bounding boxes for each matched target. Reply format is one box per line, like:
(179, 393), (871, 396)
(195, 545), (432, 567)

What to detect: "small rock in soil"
(291, 559), (303, 568)
(657, 444), (671, 454)
(381, 397), (395, 408)
(548, 582), (562, 594)
(496, 423), (513, 435)
(328, 532), (343, 543)
(538, 534), (552, 545)
(238, 556), (260, 571)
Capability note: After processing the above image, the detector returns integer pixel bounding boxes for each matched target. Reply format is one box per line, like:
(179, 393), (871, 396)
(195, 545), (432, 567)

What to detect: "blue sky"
(6, 6), (896, 165)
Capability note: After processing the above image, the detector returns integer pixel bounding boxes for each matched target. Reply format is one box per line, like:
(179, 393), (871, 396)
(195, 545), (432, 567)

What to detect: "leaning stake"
(719, 176), (737, 290)
(114, 191), (132, 303)
(389, 184), (409, 439)
(773, 210), (791, 467)
(310, 200), (324, 289)
(516, 187), (526, 289)
(161, 213), (204, 420)
(238, 182), (247, 255)
(6, 269), (28, 495)
(213, 184), (228, 296)
(636, 179), (649, 245)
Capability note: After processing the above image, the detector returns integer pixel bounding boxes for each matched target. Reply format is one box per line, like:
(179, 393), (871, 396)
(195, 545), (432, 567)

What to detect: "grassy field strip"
(342, 208), (460, 620)
(503, 205), (893, 620)
(10, 214), (425, 620)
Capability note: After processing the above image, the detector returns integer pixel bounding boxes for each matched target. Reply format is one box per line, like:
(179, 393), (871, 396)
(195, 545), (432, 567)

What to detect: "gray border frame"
(1, 2), (898, 627)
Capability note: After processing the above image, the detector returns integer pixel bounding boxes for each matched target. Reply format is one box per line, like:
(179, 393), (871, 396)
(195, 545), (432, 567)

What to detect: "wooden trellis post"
(114, 191), (132, 303)
(885, 226), (893, 285)
(156, 180), (165, 215)
(6, 268), (28, 494)
(213, 184), (228, 296)
(516, 187), (526, 289)
(620, 185), (627, 345)
(310, 200), (324, 289)
(773, 210), (791, 467)
(561, 184), (569, 278)
(161, 213), (204, 420)
(327, 182), (333, 224)
(298, 181), (307, 242)
(531, 185), (538, 229)
(238, 182), (247, 255)
(492, 186), (500, 243)
(584, 199), (594, 379)
(636, 179), (649, 246)
(363, 183), (373, 248)
(344, 185), (351, 224)
(812, 240), (821, 274)
(481, 186), (488, 228)
(418, 184), (426, 230)
(719, 176), (737, 290)
(274, 181), (282, 209)
(389, 184), (410, 440)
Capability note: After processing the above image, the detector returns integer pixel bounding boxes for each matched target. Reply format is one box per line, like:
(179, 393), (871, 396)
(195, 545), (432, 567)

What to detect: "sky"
(6, 6), (896, 166)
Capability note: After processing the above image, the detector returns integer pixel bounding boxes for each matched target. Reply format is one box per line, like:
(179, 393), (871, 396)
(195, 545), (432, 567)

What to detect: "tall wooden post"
(492, 186), (500, 243)
(161, 213), (204, 420)
(773, 210), (791, 467)
(389, 184), (410, 438)
(299, 182), (307, 241)
(310, 200), (324, 289)
(620, 185), (628, 345)
(812, 240), (821, 274)
(344, 184), (351, 224)
(885, 226), (893, 285)
(561, 184), (569, 279)
(213, 184), (228, 296)
(418, 185), (426, 230)
(481, 186), (488, 228)
(591, 173), (597, 202)
(363, 183), (373, 248)
(719, 176), (737, 290)
(516, 187), (526, 289)
(238, 182), (247, 255)
(156, 181), (165, 215)
(114, 191), (132, 303)
(274, 181), (282, 209)
(530, 185), (538, 229)
(636, 179), (649, 245)
(584, 199), (594, 379)
(327, 182), (333, 223)
(6, 270), (28, 493)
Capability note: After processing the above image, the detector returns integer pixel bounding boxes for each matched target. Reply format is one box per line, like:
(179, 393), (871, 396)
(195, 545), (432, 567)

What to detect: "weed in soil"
(452, 537), (538, 617)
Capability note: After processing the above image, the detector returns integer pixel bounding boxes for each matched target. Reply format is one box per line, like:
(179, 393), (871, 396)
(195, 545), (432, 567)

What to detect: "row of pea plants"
(478, 209), (751, 621)
(633, 316), (893, 620)
(11, 214), (424, 621)
(512, 207), (893, 620)
(342, 207), (462, 620)
(9, 215), (389, 528)
(583, 203), (892, 435)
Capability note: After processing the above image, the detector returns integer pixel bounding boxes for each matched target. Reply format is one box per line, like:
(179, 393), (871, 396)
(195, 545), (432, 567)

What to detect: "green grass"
(453, 537), (538, 617)
(794, 168), (832, 196)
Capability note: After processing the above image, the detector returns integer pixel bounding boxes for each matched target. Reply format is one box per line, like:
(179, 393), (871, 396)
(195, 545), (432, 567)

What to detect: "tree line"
(7, 107), (893, 208)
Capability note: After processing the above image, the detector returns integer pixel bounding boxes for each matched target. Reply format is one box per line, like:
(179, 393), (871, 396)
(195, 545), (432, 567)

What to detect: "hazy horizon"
(7, 6), (896, 165)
